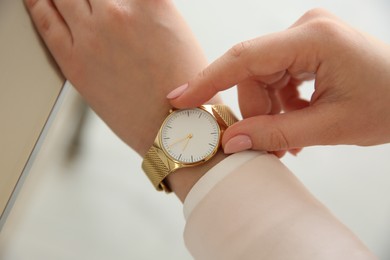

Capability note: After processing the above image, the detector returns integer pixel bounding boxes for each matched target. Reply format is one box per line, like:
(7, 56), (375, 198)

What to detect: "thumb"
(222, 105), (342, 153)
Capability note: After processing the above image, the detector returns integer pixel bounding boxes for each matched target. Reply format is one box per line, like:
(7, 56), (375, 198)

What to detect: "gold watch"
(142, 104), (238, 192)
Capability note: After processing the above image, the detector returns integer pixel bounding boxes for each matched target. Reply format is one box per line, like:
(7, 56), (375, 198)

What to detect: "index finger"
(168, 28), (320, 108)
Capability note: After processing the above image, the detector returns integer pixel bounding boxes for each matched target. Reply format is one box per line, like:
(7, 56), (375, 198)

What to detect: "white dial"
(161, 108), (220, 164)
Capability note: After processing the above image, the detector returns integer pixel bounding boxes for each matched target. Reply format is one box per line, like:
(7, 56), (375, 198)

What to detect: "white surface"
(0, 87), (191, 260)
(1, 1), (390, 259)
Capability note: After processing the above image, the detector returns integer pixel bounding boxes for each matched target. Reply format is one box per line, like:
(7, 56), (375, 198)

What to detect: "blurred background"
(1, 0), (390, 259)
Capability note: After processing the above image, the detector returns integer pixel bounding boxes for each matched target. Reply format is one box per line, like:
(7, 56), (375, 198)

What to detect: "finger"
(253, 70), (286, 86)
(278, 78), (310, 112)
(234, 70), (287, 118)
(52, 0), (92, 26)
(272, 148), (302, 158)
(272, 150), (287, 158)
(237, 80), (271, 118)
(206, 94), (223, 105)
(268, 72), (291, 90)
(289, 148), (302, 156)
(169, 28), (321, 108)
(222, 104), (342, 153)
(267, 89), (282, 115)
(289, 8), (340, 29)
(25, 0), (73, 60)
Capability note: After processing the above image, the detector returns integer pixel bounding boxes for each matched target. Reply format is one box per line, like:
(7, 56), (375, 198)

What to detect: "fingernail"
(167, 83), (188, 99)
(224, 135), (252, 154)
(289, 148), (302, 156)
(273, 150), (287, 158)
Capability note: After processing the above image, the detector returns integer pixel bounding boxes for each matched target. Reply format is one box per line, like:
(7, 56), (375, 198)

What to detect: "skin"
(169, 8), (390, 153)
(24, 0), (207, 156)
(25, 1), (389, 206)
(24, 0), (225, 201)
(25, 2), (378, 258)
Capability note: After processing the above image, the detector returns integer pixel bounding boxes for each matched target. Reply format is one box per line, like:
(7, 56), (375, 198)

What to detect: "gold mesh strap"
(212, 104), (238, 127)
(142, 104), (237, 192)
(142, 146), (171, 192)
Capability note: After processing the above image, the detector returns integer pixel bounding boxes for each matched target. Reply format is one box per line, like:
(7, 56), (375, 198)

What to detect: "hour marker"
(198, 114), (202, 119)
(178, 154), (182, 160)
(191, 155), (194, 162)
(166, 125), (172, 129)
(187, 111), (190, 117)
(208, 143), (214, 146)
(210, 132), (217, 134)
(163, 137), (170, 140)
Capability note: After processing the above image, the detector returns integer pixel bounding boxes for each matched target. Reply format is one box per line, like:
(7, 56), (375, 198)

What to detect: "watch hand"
(168, 134), (191, 149)
(182, 134), (193, 151)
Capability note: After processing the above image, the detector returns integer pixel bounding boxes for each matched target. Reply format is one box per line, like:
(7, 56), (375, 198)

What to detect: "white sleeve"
(183, 151), (376, 260)
(183, 151), (265, 219)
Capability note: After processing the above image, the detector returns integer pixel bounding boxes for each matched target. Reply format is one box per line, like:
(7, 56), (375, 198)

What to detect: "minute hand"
(168, 134), (191, 148)
(182, 134), (193, 151)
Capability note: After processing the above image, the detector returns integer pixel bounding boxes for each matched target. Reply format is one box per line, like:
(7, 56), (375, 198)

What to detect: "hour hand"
(168, 134), (191, 149)
(182, 134), (193, 151)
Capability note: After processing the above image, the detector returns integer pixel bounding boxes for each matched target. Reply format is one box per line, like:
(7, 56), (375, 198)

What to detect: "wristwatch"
(142, 104), (238, 192)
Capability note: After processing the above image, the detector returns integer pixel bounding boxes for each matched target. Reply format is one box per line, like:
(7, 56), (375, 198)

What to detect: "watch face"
(160, 108), (220, 164)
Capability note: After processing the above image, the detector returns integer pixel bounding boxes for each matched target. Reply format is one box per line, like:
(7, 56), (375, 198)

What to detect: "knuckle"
(247, 117), (290, 151)
(36, 13), (52, 33)
(102, 2), (135, 25)
(301, 8), (330, 21)
(299, 9), (345, 39)
(256, 117), (289, 151)
(25, 0), (39, 9)
(305, 18), (344, 40)
(27, 0), (52, 33)
(267, 127), (289, 151)
(197, 69), (208, 83)
(228, 40), (252, 59)
(197, 68), (218, 93)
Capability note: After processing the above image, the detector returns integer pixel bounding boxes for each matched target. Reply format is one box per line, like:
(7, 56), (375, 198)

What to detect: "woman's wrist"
(134, 87), (228, 202)
(166, 150), (229, 202)
(25, 0), (222, 201)
(87, 2), (210, 157)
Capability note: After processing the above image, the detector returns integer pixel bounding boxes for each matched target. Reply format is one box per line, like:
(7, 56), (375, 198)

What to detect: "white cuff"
(183, 150), (266, 219)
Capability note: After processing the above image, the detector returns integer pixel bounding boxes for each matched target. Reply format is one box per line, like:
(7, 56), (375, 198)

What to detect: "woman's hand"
(169, 9), (390, 154)
(25, 0), (208, 156)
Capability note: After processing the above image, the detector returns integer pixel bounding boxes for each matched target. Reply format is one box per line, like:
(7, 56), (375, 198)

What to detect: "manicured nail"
(289, 148), (302, 156)
(224, 135), (252, 154)
(167, 83), (189, 99)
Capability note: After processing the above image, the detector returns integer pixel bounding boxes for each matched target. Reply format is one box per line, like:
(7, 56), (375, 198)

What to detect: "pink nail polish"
(224, 135), (252, 154)
(289, 148), (302, 156)
(167, 83), (189, 99)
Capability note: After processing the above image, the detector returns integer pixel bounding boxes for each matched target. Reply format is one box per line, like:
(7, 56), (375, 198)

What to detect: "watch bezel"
(158, 106), (222, 168)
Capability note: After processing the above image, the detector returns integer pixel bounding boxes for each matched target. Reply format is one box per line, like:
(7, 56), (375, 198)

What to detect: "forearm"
(70, 2), (226, 201)
(81, 4), (210, 157)
(184, 153), (376, 259)
(25, 0), (225, 201)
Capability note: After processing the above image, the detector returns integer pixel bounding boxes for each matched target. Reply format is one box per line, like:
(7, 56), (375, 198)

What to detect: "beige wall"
(0, 0), (64, 219)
